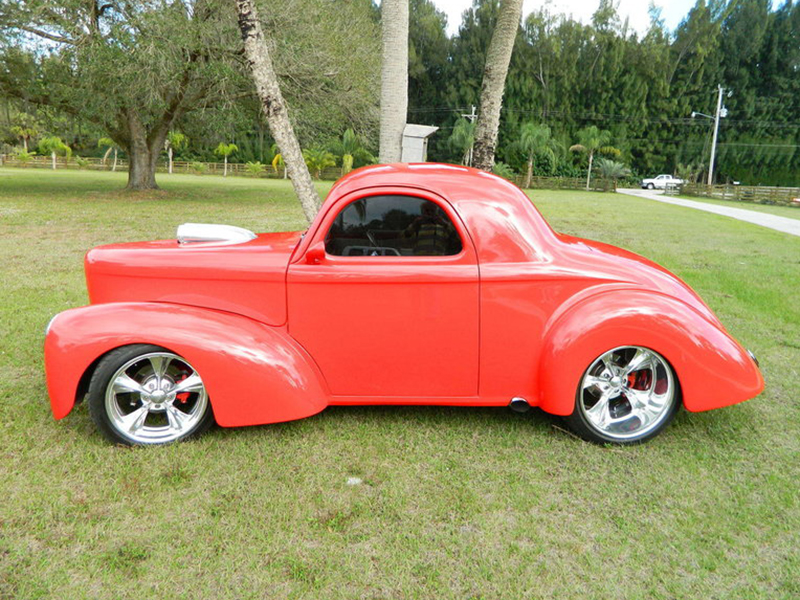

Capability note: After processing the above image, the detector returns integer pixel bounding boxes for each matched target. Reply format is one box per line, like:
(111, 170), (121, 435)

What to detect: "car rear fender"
(537, 289), (763, 416)
(44, 302), (329, 426)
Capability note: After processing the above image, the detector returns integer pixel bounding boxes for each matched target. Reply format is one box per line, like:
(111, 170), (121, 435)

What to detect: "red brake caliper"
(174, 373), (190, 404)
(627, 370), (652, 390)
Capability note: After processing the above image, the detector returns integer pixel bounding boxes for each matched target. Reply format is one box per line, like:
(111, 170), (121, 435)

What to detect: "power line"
(407, 105), (800, 129)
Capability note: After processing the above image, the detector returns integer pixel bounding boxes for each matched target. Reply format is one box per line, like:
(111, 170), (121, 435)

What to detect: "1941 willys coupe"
(44, 163), (764, 445)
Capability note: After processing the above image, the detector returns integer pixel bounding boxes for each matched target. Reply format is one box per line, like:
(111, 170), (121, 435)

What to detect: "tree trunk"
(586, 151), (594, 190)
(112, 148), (117, 172)
(127, 147), (159, 189)
(379, 0), (408, 164)
(168, 147), (174, 174)
(125, 110), (166, 190)
(235, 0), (321, 223)
(51, 151), (56, 170)
(525, 155), (533, 188)
(472, 0), (524, 172)
(224, 155), (228, 177)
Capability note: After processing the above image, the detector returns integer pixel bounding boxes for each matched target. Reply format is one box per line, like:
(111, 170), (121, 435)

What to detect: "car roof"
(319, 163), (557, 263)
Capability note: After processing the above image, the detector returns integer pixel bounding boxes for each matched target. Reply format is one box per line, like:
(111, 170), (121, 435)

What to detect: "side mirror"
(306, 241), (326, 265)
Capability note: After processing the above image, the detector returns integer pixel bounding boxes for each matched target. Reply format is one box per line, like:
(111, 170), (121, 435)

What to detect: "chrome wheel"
(89, 346), (212, 445)
(574, 346), (678, 442)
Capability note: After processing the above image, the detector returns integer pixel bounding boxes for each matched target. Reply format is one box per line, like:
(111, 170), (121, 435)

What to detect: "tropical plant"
(98, 137), (120, 172)
(13, 149), (36, 164)
(10, 124), (38, 152)
(595, 158), (631, 190)
(246, 161), (266, 176)
(190, 161), (207, 174)
(518, 123), (555, 188)
(676, 163), (701, 184)
(271, 152), (287, 178)
(449, 118), (476, 166)
(214, 142), (238, 177)
(569, 126), (617, 190)
(302, 147), (336, 179)
(37, 136), (72, 170)
(165, 132), (188, 175)
(75, 156), (90, 169)
(492, 161), (516, 181)
(330, 129), (375, 175)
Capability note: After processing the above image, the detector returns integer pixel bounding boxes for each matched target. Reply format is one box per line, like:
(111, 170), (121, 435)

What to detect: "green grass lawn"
(1, 168), (798, 599)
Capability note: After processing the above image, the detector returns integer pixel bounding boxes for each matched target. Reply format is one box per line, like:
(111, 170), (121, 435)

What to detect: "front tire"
(563, 346), (679, 444)
(646, 183), (655, 190)
(88, 344), (214, 445)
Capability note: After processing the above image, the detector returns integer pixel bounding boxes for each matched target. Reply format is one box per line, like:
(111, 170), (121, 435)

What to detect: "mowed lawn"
(1, 168), (798, 600)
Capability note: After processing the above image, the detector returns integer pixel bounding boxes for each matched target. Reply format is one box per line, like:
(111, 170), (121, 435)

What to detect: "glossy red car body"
(45, 163), (763, 433)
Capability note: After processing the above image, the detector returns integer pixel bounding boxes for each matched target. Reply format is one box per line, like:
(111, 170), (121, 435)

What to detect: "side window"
(325, 195), (463, 257)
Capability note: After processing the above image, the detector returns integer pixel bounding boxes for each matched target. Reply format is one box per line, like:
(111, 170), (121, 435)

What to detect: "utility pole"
(691, 86), (727, 186)
(461, 105), (477, 167)
(708, 85), (724, 186)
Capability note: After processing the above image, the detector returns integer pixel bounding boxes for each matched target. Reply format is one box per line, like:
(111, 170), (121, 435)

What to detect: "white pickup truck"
(641, 174), (684, 190)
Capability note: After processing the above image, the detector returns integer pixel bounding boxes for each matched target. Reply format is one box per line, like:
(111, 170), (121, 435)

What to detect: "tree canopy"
(2, 0), (798, 186)
(0, 0), (380, 189)
(410, 0), (800, 185)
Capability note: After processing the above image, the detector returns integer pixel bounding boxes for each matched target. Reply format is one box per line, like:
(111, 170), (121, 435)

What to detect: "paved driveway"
(618, 188), (800, 238)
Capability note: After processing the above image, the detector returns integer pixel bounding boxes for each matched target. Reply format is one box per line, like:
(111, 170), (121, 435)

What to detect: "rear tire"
(563, 346), (680, 444)
(88, 344), (214, 446)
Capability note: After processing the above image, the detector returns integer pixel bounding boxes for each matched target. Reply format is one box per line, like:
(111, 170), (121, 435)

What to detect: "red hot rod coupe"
(44, 164), (763, 445)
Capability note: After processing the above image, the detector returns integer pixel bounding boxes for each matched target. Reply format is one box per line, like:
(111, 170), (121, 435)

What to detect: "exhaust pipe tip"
(509, 397), (531, 413)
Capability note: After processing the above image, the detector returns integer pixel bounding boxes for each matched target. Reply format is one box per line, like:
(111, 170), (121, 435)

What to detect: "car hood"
(85, 231), (303, 325)
(555, 234), (723, 327)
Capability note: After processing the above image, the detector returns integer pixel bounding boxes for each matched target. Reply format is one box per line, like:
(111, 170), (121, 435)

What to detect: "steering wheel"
(366, 230), (379, 248)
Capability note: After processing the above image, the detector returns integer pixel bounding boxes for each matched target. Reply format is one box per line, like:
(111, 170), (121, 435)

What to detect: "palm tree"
(98, 137), (120, 172)
(235, 0), (321, 223)
(38, 136), (72, 170)
(330, 129), (375, 176)
(302, 148), (336, 179)
(449, 118), (476, 166)
(519, 123), (554, 188)
(472, 0), (525, 171)
(165, 131), (188, 174)
(11, 125), (38, 152)
(214, 142), (238, 177)
(379, 0), (409, 163)
(595, 158), (631, 190)
(569, 126), (616, 190)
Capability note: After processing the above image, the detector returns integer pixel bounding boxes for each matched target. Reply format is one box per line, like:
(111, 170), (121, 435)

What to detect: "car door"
(287, 189), (479, 399)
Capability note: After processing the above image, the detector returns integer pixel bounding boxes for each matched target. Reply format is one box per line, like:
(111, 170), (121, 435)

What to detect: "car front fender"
(537, 289), (764, 416)
(44, 302), (329, 426)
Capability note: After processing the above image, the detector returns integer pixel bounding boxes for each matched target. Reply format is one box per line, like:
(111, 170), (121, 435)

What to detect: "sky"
(430, 0), (697, 36)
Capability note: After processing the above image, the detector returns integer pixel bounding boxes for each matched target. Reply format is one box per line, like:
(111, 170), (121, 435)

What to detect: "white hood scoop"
(177, 223), (257, 246)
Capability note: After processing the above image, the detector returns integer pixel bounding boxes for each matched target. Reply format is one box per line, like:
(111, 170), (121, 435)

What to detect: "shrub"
(246, 161), (266, 176)
(13, 149), (36, 164)
(190, 161), (207, 174)
(492, 162), (516, 182)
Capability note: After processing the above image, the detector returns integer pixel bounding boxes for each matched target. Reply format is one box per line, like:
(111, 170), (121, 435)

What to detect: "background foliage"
(1, 0), (798, 185)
